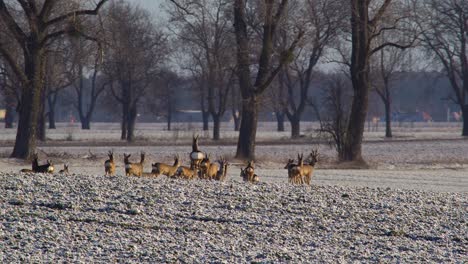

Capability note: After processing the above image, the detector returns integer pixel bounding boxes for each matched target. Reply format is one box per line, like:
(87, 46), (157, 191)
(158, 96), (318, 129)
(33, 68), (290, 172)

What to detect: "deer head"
(297, 154), (304, 166)
(108, 150), (114, 161)
(309, 149), (319, 166)
(124, 153), (131, 164)
(284, 158), (295, 169)
(192, 135), (200, 152)
(173, 155), (180, 166)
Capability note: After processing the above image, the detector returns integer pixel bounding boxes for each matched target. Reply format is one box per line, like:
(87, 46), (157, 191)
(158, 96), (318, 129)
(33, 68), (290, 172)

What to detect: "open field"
(1, 122), (467, 192)
(0, 122), (467, 262)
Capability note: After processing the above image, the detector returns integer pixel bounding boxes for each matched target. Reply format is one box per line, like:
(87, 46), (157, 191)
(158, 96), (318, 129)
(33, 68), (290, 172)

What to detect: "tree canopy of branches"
(417, 0), (468, 136)
(0, 0), (108, 159)
(168, 0), (236, 140)
(277, 0), (345, 138)
(103, 1), (167, 142)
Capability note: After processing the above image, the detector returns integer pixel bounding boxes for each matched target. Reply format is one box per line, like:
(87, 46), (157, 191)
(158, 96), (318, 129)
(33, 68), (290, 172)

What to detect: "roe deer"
(199, 153), (211, 179)
(104, 150), (116, 176)
(200, 154), (220, 180)
(35, 160), (54, 173)
(152, 155), (180, 177)
(31, 153), (54, 173)
(175, 165), (199, 180)
(124, 152), (145, 176)
(240, 161), (258, 183)
(190, 135), (205, 169)
(59, 164), (69, 174)
(215, 157), (228, 181)
(285, 159), (302, 184)
(302, 149), (319, 185)
(297, 153), (314, 185)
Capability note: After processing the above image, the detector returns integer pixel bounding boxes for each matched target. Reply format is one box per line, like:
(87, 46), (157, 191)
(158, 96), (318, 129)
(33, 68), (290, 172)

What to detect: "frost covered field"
(0, 122), (467, 262)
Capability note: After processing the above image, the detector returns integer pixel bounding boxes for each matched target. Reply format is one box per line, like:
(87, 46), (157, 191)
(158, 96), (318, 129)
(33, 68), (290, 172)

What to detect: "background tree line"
(0, 0), (466, 164)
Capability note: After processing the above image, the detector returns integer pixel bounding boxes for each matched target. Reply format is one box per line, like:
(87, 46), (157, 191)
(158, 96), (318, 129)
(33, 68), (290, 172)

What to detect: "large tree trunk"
(11, 47), (44, 159)
(384, 100), (392, 138)
(212, 114), (221, 140)
(290, 115), (300, 138)
(236, 97), (257, 160)
(275, 111), (285, 132)
(344, 77), (369, 162)
(81, 116), (91, 130)
(48, 109), (56, 129)
(121, 103), (128, 140)
(47, 94), (56, 129)
(202, 110), (209, 131)
(342, 0), (370, 163)
(462, 104), (468, 136)
(167, 111), (172, 131)
(126, 104), (137, 142)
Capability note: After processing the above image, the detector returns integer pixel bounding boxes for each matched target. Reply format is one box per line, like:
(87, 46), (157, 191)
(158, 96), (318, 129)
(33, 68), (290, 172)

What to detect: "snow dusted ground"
(1, 122), (467, 192)
(1, 173), (466, 262)
(0, 122), (467, 262)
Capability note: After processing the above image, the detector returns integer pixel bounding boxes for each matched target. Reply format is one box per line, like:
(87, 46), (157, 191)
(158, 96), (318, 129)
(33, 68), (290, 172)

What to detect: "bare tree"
(168, 0), (236, 140)
(69, 36), (108, 130)
(343, 0), (415, 163)
(44, 38), (75, 130)
(279, 0), (345, 138)
(417, 0), (468, 135)
(233, 0), (303, 159)
(370, 40), (408, 138)
(146, 69), (181, 131)
(317, 73), (352, 161)
(0, 0), (108, 158)
(103, 1), (167, 141)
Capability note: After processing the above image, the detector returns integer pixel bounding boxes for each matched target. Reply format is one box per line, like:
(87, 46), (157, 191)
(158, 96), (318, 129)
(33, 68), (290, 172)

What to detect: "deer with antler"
(104, 150), (116, 176)
(215, 157), (229, 181)
(124, 152), (145, 176)
(303, 149), (319, 185)
(152, 155), (180, 177)
(296, 149), (319, 185)
(285, 158), (302, 184)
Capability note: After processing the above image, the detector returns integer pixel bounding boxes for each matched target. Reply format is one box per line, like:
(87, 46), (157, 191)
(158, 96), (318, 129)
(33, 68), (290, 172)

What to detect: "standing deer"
(152, 155), (180, 177)
(124, 152), (145, 176)
(104, 151), (116, 176)
(215, 157), (228, 181)
(303, 149), (319, 185)
(190, 135), (205, 170)
(285, 159), (302, 184)
(297, 152), (317, 185)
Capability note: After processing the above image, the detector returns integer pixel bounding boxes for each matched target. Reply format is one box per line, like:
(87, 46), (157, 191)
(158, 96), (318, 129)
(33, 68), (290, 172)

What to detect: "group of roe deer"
(104, 135), (229, 181)
(20, 153), (68, 174)
(20, 136), (318, 185)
